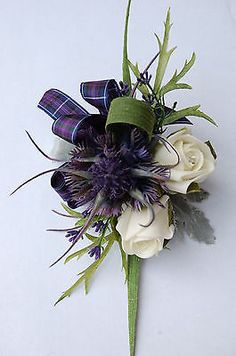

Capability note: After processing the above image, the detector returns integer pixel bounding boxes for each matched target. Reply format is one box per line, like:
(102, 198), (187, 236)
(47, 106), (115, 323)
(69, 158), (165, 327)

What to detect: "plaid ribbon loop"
(38, 80), (121, 144)
(80, 79), (121, 115)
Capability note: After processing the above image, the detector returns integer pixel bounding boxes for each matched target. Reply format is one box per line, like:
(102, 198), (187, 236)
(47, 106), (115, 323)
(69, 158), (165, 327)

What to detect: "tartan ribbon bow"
(38, 79), (121, 145)
(38, 79), (121, 207)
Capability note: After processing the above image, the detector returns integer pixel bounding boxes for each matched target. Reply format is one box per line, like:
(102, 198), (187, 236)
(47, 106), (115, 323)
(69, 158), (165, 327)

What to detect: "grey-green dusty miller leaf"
(171, 194), (216, 244)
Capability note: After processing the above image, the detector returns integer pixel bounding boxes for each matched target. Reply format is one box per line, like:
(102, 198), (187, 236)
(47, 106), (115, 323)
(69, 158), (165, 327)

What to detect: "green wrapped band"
(106, 97), (156, 140)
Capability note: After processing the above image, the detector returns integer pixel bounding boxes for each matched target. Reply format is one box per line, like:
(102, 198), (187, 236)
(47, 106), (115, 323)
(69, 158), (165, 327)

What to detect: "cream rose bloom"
(154, 128), (215, 194)
(116, 195), (174, 258)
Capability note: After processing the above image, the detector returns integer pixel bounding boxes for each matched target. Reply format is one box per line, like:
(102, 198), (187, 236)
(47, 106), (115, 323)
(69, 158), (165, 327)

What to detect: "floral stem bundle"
(12, 1), (217, 355)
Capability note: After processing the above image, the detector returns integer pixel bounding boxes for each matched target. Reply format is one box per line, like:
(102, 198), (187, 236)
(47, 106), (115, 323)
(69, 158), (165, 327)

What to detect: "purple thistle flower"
(51, 127), (170, 217)
(13, 80), (172, 267)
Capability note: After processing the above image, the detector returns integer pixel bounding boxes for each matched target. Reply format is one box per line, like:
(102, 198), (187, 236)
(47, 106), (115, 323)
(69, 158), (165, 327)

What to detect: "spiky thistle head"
(52, 126), (170, 217)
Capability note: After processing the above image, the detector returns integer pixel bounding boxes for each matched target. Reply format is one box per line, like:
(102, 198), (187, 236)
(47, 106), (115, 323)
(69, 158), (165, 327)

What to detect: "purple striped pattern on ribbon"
(38, 88), (89, 120)
(38, 80), (121, 144)
(80, 79), (121, 115)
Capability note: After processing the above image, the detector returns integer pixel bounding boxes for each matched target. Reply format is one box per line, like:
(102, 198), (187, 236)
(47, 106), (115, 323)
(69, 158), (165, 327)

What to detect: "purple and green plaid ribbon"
(38, 79), (121, 144)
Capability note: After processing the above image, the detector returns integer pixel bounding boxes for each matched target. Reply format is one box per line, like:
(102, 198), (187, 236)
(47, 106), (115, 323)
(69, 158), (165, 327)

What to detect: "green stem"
(122, 0), (132, 91)
(128, 255), (141, 356)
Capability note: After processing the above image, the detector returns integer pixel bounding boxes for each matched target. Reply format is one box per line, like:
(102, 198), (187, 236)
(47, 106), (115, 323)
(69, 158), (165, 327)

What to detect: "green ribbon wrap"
(106, 97), (155, 141)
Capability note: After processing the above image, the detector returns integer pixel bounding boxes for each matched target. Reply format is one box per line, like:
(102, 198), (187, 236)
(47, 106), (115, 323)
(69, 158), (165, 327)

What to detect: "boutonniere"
(12, 1), (217, 355)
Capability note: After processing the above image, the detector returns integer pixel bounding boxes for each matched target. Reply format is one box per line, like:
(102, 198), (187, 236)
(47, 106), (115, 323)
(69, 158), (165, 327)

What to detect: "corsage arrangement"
(12, 1), (217, 355)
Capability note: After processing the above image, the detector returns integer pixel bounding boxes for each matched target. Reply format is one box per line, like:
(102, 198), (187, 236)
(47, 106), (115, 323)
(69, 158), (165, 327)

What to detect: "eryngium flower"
(52, 126), (170, 217)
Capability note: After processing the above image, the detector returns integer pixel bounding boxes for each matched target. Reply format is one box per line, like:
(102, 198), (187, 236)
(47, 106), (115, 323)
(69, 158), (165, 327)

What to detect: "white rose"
(116, 195), (174, 259)
(154, 128), (216, 194)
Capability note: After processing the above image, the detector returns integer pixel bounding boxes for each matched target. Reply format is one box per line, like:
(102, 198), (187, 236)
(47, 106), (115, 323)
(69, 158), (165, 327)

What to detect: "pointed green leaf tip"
(123, 0), (132, 91)
(128, 255), (141, 356)
(163, 105), (217, 126)
(154, 7), (177, 96)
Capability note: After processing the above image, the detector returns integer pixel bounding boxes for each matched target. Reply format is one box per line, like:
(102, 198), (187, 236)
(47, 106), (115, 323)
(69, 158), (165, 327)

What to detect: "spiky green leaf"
(55, 236), (116, 305)
(160, 52), (196, 96)
(64, 243), (96, 264)
(154, 8), (177, 96)
(163, 105), (217, 126)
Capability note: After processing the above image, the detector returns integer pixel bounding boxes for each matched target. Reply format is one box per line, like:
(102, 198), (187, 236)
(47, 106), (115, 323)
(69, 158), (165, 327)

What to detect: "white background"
(1, 0), (236, 355)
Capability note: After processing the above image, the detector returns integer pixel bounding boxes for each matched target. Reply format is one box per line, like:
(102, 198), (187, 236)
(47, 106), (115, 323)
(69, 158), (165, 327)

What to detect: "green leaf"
(84, 278), (90, 295)
(193, 109), (217, 126)
(123, 0), (132, 91)
(128, 255), (141, 356)
(128, 60), (150, 96)
(55, 236), (116, 305)
(171, 194), (216, 244)
(154, 8), (177, 96)
(61, 203), (83, 218)
(117, 237), (128, 282)
(75, 218), (87, 227)
(162, 105), (217, 126)
(64, 243), (96, 264)
(85, 233), (99, 243)
(106, 97), (156, 140)
(160, 52), (196, 96)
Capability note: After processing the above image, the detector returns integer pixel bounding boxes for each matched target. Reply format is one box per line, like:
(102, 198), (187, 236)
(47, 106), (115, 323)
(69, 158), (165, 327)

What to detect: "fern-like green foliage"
(163, 105), (217, 126)
(160, 52), (196, 96)
(54, 210), (128, 305)
(151, 9), (216, 126)
(64, 243), (96, 264)
(55, 235), (116, 305)
(154, 8), (176, 96)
